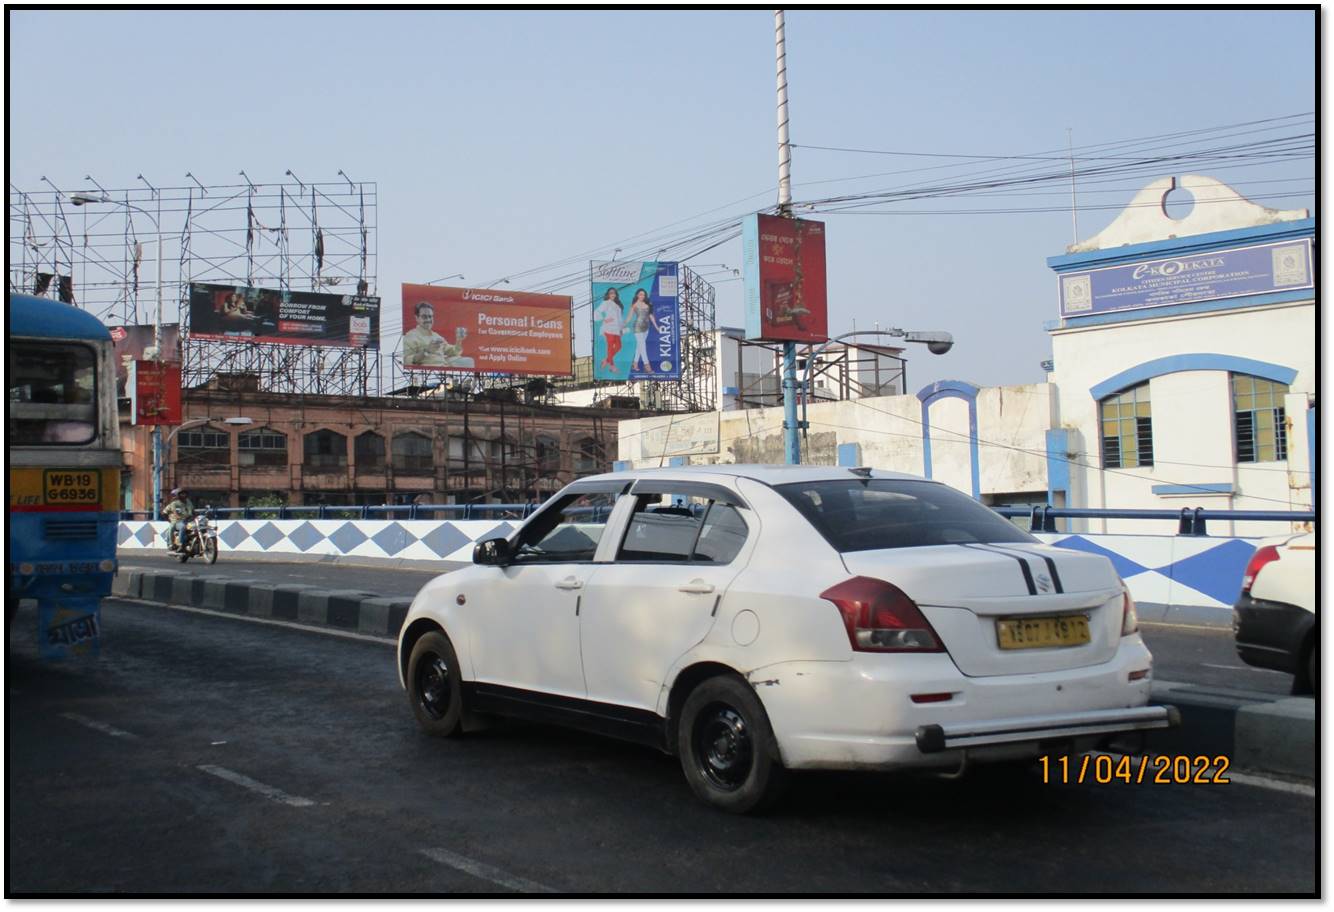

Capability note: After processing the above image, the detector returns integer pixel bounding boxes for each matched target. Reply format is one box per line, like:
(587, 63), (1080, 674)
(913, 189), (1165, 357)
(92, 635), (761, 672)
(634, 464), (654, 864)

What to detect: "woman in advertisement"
(628, 287), (661, 373)
(594, 287), (626, 374)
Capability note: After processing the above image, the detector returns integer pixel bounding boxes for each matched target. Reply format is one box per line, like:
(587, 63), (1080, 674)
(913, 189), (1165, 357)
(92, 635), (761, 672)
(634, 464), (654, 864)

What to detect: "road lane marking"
(1225, 770), (1316, 797)
(420, 847), (558, 893)
(61, 713), (138, 739)
(1091, 752), (1314, 797)
(197, 765), (315, 807)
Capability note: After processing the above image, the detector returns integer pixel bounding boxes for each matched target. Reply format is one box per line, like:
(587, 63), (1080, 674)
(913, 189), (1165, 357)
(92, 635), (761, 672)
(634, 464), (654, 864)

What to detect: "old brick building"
(119, 375), (643, 511)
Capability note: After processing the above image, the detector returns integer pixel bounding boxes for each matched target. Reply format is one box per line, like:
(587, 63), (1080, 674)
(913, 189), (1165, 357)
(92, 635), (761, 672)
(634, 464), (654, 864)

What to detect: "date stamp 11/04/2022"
(1040, 754), (1232, 785)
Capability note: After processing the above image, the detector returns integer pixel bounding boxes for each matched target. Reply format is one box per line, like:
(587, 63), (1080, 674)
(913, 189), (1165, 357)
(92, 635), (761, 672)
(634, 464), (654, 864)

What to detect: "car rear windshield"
(775, 479), (1036, 552)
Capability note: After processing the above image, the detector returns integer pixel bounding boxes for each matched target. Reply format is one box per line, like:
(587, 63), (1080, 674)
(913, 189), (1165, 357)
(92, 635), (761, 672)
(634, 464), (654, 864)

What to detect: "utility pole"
(775, 8), (802, 465)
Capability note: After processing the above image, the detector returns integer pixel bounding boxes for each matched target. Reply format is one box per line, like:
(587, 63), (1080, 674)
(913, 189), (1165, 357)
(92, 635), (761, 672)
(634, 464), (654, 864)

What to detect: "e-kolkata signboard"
(401, 284), (573, 376)
(188, 282), (381, 347)
(590, 260), (681, 381)
(742, 213), (829, 343)
(1058, 238), (1314, 318)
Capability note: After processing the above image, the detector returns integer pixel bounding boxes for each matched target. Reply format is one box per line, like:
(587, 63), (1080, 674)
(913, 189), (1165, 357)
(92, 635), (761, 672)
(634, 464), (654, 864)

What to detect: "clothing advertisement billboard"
(590, 260), (680, 381)
(742, 213), (829, 343)
(108, 323), (181, 399)
(187, 282), (380, 348)
(400, 284), (573, 375)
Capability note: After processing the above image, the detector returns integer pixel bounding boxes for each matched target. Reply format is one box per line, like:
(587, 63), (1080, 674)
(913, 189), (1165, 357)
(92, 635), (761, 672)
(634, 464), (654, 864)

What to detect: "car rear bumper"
(749, 638), (1158, 771)
(914, 704), (1179, 753)
(1233, 594), (1314, 674)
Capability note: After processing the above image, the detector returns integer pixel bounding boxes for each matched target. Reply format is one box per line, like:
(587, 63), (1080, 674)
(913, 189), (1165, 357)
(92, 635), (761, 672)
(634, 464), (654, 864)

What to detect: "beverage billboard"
(187, 282), (380, 348)
(590, 260), (680, 381)
(128, 359), (182, 426)
(400, 284), (573, 376)
(742, 213), (829, 343)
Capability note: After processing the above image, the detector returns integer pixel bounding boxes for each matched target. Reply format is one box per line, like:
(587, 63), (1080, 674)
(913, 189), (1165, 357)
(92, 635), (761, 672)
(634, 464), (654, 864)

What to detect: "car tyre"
(679, 675), (788, 814)
(407, 630), (464, 737)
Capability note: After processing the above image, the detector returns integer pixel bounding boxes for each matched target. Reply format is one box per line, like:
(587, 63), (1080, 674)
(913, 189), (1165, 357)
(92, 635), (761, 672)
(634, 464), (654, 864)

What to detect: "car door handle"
(555, 577), (583, 590)
(678, 580), (715, 595)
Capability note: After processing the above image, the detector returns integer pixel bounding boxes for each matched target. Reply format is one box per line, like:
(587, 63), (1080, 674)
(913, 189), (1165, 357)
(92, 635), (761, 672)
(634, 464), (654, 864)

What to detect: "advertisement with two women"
(590, 260), (680, 381)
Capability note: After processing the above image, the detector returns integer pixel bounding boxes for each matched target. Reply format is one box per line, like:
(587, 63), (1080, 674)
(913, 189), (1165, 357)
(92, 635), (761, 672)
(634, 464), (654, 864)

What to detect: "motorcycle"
(173, 511), (219, 564)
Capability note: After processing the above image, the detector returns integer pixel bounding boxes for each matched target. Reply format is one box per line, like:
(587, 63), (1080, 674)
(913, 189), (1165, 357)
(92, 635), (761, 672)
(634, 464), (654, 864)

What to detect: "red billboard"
(401, 284), (573, 376)
(742, 213), (829, 343)
(109, 323), (181, 398)
(129, 360), (182, 426)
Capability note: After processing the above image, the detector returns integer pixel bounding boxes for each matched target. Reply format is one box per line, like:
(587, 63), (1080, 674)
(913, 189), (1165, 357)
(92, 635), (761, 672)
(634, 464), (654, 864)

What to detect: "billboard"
(590, 260), (680, 381)
(1058, 238), (1314, 318)
(187, 282), (380, 348)
(128, 359), (182, 426)
(743, 213), (829, 343)
(400, 284), (572, 375)
(109, 323), (181, 398)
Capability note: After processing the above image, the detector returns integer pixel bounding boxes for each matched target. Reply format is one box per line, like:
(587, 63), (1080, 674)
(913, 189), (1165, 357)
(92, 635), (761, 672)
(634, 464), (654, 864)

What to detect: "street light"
(162, 417), (254, 506)
(793, 328), (955, 463)
(70, 192), (172, 514)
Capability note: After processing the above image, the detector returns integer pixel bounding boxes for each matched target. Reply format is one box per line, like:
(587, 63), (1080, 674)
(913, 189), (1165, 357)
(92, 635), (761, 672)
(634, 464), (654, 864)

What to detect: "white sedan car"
(397, 465), (1177, 813)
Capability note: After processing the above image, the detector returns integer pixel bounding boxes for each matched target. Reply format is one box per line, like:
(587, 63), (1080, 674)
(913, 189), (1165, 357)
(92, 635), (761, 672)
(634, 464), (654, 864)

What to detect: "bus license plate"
(996, 614), (1090, 650)
(43, 470), (102, 507)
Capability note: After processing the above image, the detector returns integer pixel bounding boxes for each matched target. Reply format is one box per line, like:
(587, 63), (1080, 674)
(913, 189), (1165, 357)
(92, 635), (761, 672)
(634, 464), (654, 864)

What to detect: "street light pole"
(774, 8), (802, 465)
(69, 193), (165, 516)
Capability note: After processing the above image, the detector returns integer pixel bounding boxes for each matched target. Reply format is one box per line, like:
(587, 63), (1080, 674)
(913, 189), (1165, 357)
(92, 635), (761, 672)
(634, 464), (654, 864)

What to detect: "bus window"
(7, 342), (98, 445)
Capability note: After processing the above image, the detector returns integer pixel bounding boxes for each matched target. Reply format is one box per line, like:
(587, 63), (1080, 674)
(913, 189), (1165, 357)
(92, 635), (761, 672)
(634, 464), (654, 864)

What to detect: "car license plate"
(996, 614), (1090, 650)
(43, 469), (102, 507)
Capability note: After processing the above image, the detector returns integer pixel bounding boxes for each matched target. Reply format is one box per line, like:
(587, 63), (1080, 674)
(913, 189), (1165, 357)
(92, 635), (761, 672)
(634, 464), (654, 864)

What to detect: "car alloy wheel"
(693, 704), (754, 791)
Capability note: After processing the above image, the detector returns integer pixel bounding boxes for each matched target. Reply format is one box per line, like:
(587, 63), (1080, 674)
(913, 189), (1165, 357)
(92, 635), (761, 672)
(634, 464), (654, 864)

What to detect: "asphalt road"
(7, 597), (1316, 895)
(118, 553), (1296, 695)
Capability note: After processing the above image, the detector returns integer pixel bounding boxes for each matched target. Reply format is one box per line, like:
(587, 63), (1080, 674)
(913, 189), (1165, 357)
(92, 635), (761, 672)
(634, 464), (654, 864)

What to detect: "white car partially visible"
(1234, 529), (1317, 694)
(397, 465), (1176, 813)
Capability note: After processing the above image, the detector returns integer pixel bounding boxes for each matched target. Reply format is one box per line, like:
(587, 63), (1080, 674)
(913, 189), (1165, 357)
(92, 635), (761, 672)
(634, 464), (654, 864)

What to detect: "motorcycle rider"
(163, 487), (195, 553)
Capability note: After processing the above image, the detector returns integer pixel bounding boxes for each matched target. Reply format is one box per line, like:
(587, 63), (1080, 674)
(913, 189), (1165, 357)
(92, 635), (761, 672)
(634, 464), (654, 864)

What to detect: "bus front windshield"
(8, 342), (99, 445)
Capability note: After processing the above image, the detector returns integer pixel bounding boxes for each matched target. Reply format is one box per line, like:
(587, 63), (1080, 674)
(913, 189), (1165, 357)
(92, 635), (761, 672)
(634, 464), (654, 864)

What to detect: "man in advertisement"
(403, 300), (473, 368)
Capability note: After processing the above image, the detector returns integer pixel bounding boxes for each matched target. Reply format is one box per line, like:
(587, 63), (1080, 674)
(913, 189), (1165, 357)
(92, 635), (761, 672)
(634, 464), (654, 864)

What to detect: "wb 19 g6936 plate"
(996, 614), (1090, 650)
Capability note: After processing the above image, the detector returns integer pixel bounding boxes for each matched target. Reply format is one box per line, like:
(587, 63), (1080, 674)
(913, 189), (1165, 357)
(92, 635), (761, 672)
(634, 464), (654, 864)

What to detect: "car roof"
(578, 464), (931, 487)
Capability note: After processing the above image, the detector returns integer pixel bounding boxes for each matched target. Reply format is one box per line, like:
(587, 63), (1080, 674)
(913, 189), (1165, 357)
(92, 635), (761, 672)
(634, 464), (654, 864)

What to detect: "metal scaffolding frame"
(732, 339), (908, 410)
(8, 176), (378, 396)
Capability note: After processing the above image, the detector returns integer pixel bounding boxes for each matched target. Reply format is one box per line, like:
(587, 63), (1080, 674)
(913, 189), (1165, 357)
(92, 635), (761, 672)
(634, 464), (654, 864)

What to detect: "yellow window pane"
(1136, 401), (1151, 417)
(1256, 410), (1274, 430)
(1258, 444), (1276, 462)
(1236, 392), (1254, 411)
(1103, 420), (1118, 437)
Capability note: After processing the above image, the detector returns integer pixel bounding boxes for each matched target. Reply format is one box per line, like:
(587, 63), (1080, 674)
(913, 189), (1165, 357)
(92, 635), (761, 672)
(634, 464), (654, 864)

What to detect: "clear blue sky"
(8, 8), (1316, 391)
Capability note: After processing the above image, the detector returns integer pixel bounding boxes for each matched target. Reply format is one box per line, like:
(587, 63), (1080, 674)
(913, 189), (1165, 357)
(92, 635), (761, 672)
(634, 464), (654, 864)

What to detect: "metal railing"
(119, 503), (1314, 535)
(994, 505), (1315, 535)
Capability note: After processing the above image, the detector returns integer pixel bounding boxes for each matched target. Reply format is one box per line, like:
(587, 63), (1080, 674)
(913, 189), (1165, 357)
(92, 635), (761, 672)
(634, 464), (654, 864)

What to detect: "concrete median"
(111, 567), (412, 642)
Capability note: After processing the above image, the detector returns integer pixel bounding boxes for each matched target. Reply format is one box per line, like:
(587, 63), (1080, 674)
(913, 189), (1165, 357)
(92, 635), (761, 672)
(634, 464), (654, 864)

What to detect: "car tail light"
(819, 576), (944, 653)
(1241, 545), (1280, 593)
(1120, 585), (1139, 636)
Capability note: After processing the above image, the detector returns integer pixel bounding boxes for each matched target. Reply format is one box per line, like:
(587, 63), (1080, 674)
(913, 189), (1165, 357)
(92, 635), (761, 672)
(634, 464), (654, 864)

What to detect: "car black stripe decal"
(974, 542), (1065, 594)
(961, 543), (1036, 595)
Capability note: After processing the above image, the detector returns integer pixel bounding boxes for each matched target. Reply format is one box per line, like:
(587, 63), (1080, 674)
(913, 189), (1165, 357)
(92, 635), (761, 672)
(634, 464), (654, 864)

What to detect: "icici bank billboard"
(742, 213), (829, 343)
(400, 284), (573, 376)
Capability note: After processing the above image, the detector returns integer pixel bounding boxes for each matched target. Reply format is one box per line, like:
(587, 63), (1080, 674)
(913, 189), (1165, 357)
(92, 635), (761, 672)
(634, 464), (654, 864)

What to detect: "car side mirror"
(473, 536), (511, 566)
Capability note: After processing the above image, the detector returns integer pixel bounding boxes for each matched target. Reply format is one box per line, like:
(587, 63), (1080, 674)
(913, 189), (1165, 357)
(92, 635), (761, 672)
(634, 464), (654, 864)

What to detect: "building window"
(238, 428), (288, 467)
(1100, 384), (1153, 469)
(178, 426), (231, 467)
(355, 432), (386, 470)
(535, 435), (560, 473)
(575, 437), (603, 474)
(393, 431), (433, 473)
(1234, 375), (1289, 463)
(303, 429), (348, 469)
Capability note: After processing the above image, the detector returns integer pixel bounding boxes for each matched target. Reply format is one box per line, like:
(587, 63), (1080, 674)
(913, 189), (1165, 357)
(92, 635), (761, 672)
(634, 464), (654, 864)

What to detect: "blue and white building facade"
(1045, 174), (1314, 536)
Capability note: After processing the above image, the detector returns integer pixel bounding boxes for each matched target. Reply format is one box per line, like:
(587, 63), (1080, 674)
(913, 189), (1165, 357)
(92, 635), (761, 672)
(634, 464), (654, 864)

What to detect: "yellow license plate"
(996, 614), (1090, 650)
(42, 469), (102, 507)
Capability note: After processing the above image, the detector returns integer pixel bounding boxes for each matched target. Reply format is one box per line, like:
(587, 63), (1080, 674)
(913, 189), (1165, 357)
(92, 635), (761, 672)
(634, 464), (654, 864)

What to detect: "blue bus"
(8, 293), (122, 656)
